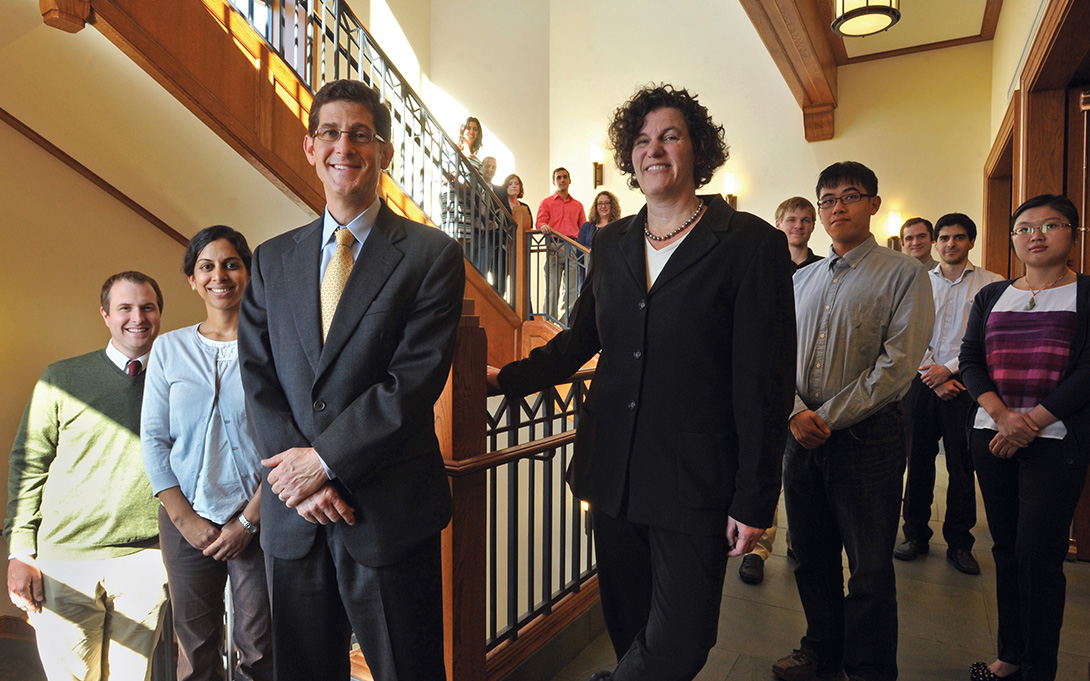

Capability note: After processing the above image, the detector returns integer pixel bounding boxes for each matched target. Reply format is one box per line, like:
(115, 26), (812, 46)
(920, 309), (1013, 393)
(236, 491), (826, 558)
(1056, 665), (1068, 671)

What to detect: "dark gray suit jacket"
(240, 200), (465, 567)
(498, 194), (796, 534)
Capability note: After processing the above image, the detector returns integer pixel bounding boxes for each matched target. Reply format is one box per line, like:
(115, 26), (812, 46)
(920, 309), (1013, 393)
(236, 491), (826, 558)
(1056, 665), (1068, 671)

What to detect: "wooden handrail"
(445, 431), (576, 477)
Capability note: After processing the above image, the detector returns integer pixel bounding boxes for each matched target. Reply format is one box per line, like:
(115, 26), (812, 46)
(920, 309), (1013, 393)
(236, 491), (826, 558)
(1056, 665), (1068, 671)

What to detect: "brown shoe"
(774, 649), (819, 681)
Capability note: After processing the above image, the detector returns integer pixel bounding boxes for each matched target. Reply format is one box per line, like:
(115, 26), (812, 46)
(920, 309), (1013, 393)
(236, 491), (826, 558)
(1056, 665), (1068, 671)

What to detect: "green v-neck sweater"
(4, 350), (159, 560)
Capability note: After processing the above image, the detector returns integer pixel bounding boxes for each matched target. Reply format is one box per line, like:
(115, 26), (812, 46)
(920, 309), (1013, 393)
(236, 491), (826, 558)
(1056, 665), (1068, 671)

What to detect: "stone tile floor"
(549, 454), (1090, 681)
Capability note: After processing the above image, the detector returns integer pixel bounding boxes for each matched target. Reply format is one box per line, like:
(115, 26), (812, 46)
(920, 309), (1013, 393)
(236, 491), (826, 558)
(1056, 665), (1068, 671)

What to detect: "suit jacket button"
(313, 400), (326, 411)
(637, 300), (646, 310)
(628, 400), (636, 410)
(633, 350), (642, 359)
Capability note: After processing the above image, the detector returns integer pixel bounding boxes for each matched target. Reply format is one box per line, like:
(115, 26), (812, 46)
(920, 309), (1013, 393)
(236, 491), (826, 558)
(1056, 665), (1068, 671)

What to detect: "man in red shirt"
(536, 167), (586, 323)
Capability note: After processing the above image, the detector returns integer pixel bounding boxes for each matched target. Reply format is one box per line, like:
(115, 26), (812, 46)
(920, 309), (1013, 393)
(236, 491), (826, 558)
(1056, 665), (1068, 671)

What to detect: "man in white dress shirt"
(894, 213), (1003, 574)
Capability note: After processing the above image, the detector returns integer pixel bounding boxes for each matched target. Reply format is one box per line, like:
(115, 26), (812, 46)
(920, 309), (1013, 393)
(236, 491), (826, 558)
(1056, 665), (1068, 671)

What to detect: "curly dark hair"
(607, 84), (728, 191)
(592, 191), (622, 223)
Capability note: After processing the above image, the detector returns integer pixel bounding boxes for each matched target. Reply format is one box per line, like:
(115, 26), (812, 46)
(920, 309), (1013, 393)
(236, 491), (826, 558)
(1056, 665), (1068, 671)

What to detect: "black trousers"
(971, 429), (1086, 681)
(265, 528), (445, 681)
(593, 508), (729, 681)
(901, 377), (977, 549)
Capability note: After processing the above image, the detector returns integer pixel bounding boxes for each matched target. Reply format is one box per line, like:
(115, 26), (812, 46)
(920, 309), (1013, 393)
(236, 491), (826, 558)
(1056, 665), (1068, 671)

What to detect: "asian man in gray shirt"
(774, 162), (933, 681)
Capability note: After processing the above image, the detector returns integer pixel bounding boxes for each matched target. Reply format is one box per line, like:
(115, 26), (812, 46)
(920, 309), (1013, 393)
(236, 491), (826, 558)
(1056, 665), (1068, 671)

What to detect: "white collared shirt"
(105, 341), (149, 373)
(922, 261), (1004, 373)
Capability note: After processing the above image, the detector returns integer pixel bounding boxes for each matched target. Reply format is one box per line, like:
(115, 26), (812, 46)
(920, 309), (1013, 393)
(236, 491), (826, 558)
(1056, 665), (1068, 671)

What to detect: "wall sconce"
(591, 142), (604, 189)
(722, 172), (738, 209)
(832, 0), (901, 37)
(886, 210), (902, 251)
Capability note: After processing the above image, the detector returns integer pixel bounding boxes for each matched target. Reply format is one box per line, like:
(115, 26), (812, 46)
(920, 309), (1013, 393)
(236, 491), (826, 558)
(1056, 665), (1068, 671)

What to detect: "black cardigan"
(959, 273), (1090, 466)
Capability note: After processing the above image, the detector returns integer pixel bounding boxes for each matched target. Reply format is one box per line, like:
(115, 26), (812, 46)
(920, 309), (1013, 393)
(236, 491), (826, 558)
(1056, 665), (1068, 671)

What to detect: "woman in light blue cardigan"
(142, 225), (272, 681)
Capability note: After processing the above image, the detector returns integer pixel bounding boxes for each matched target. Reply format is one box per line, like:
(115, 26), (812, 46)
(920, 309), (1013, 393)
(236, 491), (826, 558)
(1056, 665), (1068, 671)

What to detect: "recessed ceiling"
(841, 0), (990, 59)
(830, 0), (1002, 64)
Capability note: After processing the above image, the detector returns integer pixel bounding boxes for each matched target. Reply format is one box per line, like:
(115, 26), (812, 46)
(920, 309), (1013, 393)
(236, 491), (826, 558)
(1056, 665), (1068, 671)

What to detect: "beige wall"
(548, 0), (992, 256)
(0, 123), (208, 619)
(427, 0), (552, 205)
(989, 0), (1048, 136)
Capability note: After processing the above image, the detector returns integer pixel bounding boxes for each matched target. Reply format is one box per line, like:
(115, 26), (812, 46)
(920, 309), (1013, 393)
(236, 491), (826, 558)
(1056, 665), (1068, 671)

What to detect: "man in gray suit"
(239, 79), (464, 681)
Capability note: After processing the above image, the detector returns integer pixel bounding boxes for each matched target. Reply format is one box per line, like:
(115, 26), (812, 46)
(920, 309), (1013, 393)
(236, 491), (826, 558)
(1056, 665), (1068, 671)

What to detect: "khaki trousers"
(29, 549), (168, 681)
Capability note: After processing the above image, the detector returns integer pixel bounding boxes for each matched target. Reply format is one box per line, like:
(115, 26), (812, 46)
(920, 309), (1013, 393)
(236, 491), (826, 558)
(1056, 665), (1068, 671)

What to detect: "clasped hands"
(264, 447), (356, 526)
(919, 363), (965, 401)
(989, 409), (1039, 459)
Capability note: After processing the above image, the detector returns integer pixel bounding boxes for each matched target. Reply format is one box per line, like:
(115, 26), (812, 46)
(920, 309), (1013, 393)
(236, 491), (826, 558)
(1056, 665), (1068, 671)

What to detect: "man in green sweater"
(4, 271), (169, 681)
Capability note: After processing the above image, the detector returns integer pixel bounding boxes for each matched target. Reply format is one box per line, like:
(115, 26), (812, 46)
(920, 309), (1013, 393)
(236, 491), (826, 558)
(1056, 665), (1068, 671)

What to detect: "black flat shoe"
(970, 661), (1021, 681)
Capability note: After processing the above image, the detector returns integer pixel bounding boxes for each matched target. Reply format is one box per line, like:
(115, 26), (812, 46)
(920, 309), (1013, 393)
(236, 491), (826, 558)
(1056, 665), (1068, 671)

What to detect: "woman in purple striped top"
(960, 194), (1089, 681)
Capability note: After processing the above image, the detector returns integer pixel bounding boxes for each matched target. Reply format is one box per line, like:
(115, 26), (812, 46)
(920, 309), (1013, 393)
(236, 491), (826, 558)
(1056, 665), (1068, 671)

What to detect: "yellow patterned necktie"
(320, 227), (355, 341)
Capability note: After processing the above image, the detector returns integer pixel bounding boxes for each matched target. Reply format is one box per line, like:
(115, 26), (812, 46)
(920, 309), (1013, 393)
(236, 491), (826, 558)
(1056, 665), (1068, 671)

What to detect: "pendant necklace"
(1023, 271), (1067, 310)
(645, 200), (703, 242)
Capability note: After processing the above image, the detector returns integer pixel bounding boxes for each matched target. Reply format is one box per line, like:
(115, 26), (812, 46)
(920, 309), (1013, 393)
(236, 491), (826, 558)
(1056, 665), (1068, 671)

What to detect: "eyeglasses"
(1010, 222), (1075, 237)
(312, 128), (386, 145)
(816, 192), (872, 210)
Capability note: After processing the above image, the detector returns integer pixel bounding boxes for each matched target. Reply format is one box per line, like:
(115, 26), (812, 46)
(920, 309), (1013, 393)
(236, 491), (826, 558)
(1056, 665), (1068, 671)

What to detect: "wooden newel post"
(513, 222), (529, 322)
(436, 299), (488, 681)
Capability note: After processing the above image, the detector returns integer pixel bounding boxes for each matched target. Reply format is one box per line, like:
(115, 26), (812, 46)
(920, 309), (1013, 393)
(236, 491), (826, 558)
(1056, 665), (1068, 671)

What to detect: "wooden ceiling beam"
(739, 0), (839, 142)
(981, 0), (1004, 41)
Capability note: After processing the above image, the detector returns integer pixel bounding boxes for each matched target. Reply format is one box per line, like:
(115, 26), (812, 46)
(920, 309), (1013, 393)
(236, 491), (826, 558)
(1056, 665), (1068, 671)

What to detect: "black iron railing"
(226, 0), (517, 304)
(525, 232), (590, 328)
(483, 369), (597, 650)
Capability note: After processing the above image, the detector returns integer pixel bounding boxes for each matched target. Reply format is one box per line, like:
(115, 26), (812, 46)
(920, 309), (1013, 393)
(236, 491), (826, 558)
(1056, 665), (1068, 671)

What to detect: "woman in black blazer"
(489, 85), (796, 681)
(960, 194), (1089, 681)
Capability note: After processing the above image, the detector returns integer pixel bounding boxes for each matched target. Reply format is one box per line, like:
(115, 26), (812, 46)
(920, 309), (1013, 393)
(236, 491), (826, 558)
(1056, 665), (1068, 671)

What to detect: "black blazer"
(498, 195), (796, 534)
(239, 200), (465, 567)
(960, 273), (1090, 466)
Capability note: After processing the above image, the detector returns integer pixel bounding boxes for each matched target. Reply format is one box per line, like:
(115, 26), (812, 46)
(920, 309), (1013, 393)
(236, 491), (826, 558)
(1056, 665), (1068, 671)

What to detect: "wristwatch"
(237, 512), (259, 535)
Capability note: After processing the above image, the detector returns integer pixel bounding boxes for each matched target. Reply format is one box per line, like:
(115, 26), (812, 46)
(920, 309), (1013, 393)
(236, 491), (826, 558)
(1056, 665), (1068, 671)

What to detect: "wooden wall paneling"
(1020, 0), (1090, 93)
(984, 176), (1014, 276)
(1071, 89), (1090, 560)
(983, 95), (1016, 276)
(1068, 88), (1089, 273)
(1018, 88), (1066, 202)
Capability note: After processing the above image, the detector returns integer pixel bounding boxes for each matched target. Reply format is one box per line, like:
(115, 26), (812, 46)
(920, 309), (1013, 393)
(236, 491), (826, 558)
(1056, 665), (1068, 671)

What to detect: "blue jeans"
(544, 239), (580, 323)
(784, 403), (906, 681)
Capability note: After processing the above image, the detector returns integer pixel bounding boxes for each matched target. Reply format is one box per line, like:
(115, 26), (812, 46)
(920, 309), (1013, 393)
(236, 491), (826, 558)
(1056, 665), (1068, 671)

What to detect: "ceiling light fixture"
(831, 0), (901, 38)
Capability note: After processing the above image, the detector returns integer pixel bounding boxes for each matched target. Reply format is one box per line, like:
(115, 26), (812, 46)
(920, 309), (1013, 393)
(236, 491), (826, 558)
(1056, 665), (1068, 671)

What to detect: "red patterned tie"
(125, 359), (141, 376)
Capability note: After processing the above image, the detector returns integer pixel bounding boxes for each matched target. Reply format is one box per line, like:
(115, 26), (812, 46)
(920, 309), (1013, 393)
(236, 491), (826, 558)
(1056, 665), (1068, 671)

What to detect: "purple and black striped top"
(975, 283), (1077, 438)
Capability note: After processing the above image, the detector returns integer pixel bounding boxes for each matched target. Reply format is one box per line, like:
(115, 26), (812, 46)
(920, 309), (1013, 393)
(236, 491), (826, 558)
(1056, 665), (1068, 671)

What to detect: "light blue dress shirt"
(318, 200), (379, 284)
(141, 324), (262, 524)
